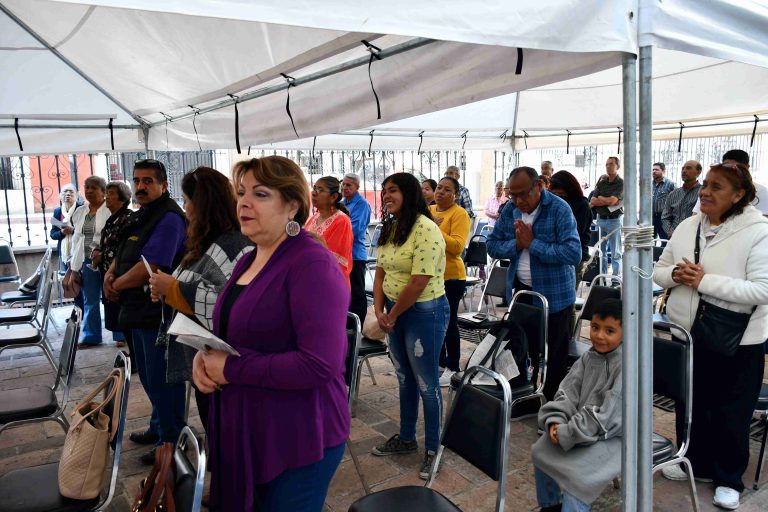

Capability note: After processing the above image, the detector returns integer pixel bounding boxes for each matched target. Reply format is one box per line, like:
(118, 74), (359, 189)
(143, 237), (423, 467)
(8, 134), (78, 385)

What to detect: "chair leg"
(681, 458), (701, 512)
(54, 414), (70, 433)
(347, 440), (371, 495)
(755, 415), (768, 490)
(352, 359), (365, 417)
(364, 358), (377, 386)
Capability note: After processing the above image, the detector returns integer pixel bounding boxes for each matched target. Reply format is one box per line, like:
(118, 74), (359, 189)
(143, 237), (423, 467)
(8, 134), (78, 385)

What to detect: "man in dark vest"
(103, 159), (186, 465)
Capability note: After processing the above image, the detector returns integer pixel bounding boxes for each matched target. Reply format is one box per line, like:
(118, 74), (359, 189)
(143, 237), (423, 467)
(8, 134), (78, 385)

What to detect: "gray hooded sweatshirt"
(531, 345), (622, 504)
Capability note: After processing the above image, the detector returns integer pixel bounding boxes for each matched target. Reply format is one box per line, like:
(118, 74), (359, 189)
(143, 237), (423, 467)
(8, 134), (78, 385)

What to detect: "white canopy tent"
(3, 2), (768, 511)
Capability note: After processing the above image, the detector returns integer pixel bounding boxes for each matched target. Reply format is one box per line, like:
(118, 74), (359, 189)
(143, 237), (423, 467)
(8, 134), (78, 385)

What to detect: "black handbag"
(689, 223), (755, 356)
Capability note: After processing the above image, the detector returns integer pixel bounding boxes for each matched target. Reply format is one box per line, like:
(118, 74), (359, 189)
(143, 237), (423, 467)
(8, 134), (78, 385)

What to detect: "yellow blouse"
(377, 214), (446, 302)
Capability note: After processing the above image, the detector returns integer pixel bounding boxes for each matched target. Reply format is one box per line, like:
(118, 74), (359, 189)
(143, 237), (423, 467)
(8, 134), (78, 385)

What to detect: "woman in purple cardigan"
(192, 156), (351, 512)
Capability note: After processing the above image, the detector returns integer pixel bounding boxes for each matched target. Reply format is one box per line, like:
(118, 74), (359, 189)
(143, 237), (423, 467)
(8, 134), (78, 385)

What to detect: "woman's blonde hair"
(231, 156), (310, 225)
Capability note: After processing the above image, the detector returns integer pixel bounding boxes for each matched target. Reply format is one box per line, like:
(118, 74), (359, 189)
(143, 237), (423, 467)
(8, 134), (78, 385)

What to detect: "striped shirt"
(652, 178), (675, 215)
(456, 184), (475, 218)
(662, 183), (701, 235)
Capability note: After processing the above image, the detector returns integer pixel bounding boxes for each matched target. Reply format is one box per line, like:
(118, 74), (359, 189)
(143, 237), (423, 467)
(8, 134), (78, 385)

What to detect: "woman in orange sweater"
(429, 176), (471, 386)
(306, 176), (353, 287)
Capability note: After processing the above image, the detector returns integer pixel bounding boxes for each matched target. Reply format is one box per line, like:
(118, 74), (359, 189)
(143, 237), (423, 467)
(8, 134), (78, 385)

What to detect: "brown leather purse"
(131, 443), (177, 512)
(62, 268), (82, 299)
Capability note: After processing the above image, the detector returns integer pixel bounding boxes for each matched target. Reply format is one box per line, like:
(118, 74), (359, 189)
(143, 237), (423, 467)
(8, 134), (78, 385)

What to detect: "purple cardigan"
(208, 231), (351, 512)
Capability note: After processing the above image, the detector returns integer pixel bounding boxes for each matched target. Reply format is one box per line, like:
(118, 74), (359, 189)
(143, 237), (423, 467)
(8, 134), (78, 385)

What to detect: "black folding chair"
(0, 351), (131, 512)
(349, 366), (511, 512)
(173, 426), (206, 512)
(0, 238), (20, 285)
(457, 260), (507, 332)
(450, 290), (548, 419)
(1, 247), (52, 307)
(651, 320), (700, 512)
(0, 307), (81, 438)
(0, 271), (58, 370)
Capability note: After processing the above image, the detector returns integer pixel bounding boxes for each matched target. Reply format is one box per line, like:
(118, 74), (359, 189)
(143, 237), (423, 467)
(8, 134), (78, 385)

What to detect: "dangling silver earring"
(285, 218), (300, 237)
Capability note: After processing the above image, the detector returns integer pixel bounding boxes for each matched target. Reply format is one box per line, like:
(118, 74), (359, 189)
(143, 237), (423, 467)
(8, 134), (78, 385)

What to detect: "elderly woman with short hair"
(70, 176), (110, 347)
(95, 181), (133, 349)
(50, 183), (82, 271)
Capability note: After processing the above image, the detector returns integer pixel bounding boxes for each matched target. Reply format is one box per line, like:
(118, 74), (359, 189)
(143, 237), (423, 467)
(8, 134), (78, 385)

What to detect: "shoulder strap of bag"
(143, 444), (175, 512)
(69, 369), (120, 431)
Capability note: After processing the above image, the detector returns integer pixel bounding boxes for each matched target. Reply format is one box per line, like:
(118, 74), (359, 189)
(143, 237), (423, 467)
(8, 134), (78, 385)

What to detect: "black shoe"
(139, 447), (156, 466)
(541, 505), (562, 512)
(419, 450), (438, 480)
(129, 430), (160, 445)
(496, 301), (508, 307)
(371, 434), (418, 456)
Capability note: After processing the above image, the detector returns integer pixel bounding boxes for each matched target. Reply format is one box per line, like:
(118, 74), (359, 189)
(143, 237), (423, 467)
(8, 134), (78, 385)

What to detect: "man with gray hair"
(342, 173), (372, 325)
(445, 165), (474, 218)
(541, 161), (553, 178)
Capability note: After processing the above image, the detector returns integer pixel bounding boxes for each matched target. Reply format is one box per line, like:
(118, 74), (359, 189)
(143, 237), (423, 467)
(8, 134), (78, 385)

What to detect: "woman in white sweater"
(654, 162), (768, 510)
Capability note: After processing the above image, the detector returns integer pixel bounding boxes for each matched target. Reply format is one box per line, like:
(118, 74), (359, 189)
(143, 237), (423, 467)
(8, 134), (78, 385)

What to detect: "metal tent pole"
(621, 52), (639, 512)
(637, 44), (655, 512)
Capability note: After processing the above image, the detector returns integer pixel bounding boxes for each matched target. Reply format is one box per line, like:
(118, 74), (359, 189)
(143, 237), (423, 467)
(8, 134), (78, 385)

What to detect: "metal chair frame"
(174, 426), (207, 512)
(651, 320), (700, 512)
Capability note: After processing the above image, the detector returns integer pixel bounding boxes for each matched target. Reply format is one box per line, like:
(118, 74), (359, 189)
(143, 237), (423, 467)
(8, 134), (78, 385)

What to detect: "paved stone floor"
(1, 303), (766, 511)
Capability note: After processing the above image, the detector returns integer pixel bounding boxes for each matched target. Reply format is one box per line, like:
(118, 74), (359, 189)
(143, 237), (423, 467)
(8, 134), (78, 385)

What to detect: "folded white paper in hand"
(51, 217), (68, 228)
(168, 314), (240, 356)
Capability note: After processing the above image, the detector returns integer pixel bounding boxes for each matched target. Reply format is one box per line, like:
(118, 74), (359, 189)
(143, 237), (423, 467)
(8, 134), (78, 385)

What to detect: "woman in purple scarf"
(192, 156), (350, 511)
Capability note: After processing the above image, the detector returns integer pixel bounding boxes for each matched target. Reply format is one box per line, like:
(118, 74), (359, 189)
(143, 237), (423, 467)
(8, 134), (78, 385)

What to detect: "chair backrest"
(53, 307), (81, 402)
(173, 426), (206, 512)
(34, 272), (55, 331)
(0, 239), (19, 280)
(652, 320), (693, 458)
(473, 221), (488, 237)
(480, 261), (507, 301)
(480, 224), (494, 237)
(572, 275), (622, 340)
(509, 290), (549, 390)
(368, 224), (383, 255)
(345, 312), (362, 407)
(464, 235), (488, 267)
(97, 351), (131, 511)
(437, 367), (511, 512)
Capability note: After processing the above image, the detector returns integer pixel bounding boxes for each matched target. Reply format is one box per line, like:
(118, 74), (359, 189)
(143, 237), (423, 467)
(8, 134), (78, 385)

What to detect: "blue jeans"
(386, 295), (449, 451)
(79, 259), (103, 345)
(595, 216), (622, 275)
(254, 442), (344, 511)
(535, 467), (591, 511)
(131, 328), (186, 443)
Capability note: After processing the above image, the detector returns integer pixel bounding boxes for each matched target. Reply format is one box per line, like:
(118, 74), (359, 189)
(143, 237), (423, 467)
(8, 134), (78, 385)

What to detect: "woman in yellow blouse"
(371, 172), (448, 480)
(429, 177), (471, 386)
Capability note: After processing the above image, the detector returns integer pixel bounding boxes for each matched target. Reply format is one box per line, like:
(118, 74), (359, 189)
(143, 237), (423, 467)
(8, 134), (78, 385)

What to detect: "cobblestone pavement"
(1, 304), (766, 511)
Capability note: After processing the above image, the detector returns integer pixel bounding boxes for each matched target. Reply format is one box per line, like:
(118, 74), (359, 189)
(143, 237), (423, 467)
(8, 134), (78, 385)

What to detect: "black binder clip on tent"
(227, 93), (242, 154)
(280, 73), (300, 138)
(362, 40), (383, 120)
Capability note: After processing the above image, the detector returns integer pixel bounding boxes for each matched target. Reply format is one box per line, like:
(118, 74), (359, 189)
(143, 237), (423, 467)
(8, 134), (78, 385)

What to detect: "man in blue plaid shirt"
(488, 166), (582, 400)
(445, 166), (474, 218)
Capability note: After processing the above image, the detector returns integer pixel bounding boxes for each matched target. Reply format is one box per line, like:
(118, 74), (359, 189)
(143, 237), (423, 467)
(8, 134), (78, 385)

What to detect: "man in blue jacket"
(342, 173), (372, 325)
(488, 166), (581, 400)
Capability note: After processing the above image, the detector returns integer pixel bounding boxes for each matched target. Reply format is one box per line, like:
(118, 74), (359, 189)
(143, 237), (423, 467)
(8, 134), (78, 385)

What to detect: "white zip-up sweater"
(654, 205), (768, 346)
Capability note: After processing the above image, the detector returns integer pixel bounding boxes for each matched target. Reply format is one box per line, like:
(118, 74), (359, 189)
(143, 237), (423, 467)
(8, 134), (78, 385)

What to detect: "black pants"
(194, 386), (209, 431)
(652, 213), (668, 239)
(440, 279), (466, 371)
(349, 260), (368, 326)
(678, 342), (765, 491)
(514, 278), (572, 401)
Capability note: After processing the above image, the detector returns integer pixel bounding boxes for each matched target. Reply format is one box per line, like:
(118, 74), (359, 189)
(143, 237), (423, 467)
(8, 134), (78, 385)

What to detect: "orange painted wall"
(28, 154), (95, 212)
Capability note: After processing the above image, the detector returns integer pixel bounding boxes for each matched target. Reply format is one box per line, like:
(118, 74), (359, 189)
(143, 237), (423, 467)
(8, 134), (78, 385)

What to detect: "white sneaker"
(438, 369), (455, 387)
(661, 464), (688, 481)
(713, 486), (740, 510)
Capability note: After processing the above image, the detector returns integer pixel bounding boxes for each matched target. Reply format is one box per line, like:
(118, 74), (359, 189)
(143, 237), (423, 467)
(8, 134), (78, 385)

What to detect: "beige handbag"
(362, 304), (387, 342)
(58, 369), (122, 500)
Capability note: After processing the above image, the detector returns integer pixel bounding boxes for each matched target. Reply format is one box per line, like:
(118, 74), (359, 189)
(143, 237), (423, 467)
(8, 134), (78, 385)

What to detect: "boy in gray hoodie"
(531, 298), (623, 512)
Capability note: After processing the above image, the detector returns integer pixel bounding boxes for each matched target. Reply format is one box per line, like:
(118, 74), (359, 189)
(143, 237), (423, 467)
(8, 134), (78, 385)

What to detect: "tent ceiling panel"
(47, 0), (638, 53)
(639, 0), (768, 69)
(3, 0), (378, 119)
(156, 44), (621, 150)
